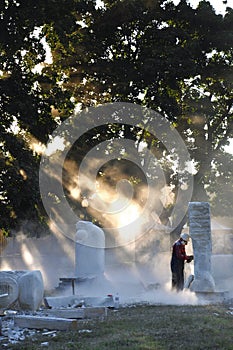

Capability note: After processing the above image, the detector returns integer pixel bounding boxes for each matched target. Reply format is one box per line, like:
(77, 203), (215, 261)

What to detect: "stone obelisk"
(188, 202), (215, 292)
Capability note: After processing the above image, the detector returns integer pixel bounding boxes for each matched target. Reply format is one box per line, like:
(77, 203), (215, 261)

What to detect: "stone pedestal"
(188, 202), (215, 292)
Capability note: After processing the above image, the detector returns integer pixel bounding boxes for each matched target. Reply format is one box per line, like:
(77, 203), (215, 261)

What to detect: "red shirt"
(172, 239), (188, 261)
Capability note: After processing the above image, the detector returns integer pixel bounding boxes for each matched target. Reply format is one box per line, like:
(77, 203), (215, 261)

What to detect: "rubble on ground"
(0, 293), (113, 347)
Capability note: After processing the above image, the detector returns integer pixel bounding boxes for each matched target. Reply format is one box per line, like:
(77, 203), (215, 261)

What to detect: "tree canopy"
(0, 0), (233, 235)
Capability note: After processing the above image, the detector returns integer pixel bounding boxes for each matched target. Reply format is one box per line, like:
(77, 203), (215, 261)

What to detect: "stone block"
(18, 270), (44, 311)
(44, 295), (114, 309)
(44, 307), (107, 319)
(0, 273), (19, 308)
(14, 315), (78, 331)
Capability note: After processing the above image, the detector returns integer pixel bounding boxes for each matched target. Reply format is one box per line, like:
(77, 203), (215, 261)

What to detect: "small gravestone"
(188, 202), (215, 292)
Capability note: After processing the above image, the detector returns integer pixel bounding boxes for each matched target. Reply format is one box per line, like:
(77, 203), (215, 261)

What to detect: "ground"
(1, 302), (233, 349)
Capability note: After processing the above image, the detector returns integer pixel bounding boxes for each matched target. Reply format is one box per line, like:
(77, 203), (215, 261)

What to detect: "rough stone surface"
(14, 315), (78, 331)
(0, 272), (19, 308)
(45, 307), (107, 319)
(44, 295), (114, 309)
(18, 270), (44, 311)
(75, 221), (105, 278)
(0, 270), (44, 310)
(188, 202), (215, 292)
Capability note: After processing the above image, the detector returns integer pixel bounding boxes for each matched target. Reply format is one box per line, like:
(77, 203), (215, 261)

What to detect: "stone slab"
(44, 307), (107, 319)
(44, 295), (114, 309)
(14, 315), (78, 331)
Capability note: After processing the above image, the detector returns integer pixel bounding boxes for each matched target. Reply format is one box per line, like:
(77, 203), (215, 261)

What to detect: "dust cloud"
(1, 155), (232, 305)
(1, 219), (233, 305)
(56, 255), (199, 306)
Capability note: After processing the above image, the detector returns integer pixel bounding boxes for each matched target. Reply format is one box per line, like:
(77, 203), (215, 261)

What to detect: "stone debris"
(0, 294), (9, 298)
(226, 307), (233, 316)
(78, 329), (92, 333)
(0, 316), (42, 346)
(0, 296), (109, 347)
(40, 341), (49, 347)
(42, 330), (57, 336)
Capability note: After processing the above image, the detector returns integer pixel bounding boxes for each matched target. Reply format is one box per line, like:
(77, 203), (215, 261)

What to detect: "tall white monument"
(188, 202), (215, 292)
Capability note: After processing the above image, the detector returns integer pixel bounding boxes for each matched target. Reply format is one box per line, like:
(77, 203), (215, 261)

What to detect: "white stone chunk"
(18, 270), (44, 311)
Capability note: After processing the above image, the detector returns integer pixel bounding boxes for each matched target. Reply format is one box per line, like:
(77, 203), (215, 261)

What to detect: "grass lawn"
(3, 303), (233, 350)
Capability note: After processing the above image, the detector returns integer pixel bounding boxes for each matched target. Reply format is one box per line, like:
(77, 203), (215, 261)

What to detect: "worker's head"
(180, 232), (190, 245)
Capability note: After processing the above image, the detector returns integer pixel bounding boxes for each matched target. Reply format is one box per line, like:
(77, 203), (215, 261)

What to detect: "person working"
(170, 232), (194, 291)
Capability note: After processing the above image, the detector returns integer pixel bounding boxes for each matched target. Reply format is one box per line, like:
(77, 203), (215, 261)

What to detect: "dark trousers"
(171, 261), (184, 291)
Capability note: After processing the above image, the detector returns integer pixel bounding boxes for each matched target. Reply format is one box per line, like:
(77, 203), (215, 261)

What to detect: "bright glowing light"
(21, 243), (34, 266)
(95, 0), (105, 9)
(104, 195), (148, 246)
(19, 169), (27, 180)
(32, 27), (53, 73)
(45, 136), (66, 156)
(70, 187), (81, 200)
(225, 138), (233, 155)
(114, 200), (141, 227)
(9, 117), (20, 135)
(173, 0), (233, 14)
(30, 141), (46, 155)
(116, 207), (145, 245)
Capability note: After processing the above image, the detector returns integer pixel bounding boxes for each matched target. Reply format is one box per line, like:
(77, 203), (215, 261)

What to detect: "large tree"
(0, 0), (232, 234)
(47, 0), (233, 218)
(0, 0), (79, 232)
